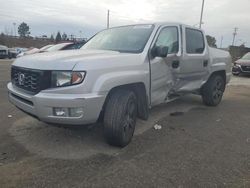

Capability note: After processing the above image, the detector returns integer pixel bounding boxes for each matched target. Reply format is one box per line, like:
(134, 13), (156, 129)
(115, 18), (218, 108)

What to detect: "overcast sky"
(0, 0), (249, 47)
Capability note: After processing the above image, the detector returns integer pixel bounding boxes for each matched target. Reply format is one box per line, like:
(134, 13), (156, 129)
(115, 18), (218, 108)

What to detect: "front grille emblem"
(18, 73), (25, 85)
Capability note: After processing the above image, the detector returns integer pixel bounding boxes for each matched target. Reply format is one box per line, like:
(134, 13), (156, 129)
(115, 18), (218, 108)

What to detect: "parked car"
(62, 41), (86, 50)
(15, 47), (28, 54)
(16, 47), (40, 58)
(232, 52), (250, 75)
(7, 23), (231, 147)
(43, 43), (72, 52)
(39, 44), (54, 53)
(44, 41), (86, 52)
(17, 45), (54, 58)
(0, 45), (9, 59)
(8, 47), (22, 58)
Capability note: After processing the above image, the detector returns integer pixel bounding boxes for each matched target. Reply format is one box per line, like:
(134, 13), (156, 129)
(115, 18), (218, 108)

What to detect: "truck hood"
(12, 49), (142, 70)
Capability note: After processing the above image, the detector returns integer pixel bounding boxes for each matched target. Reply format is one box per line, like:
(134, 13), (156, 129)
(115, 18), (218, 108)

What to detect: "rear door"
(171, 26), (210, 92)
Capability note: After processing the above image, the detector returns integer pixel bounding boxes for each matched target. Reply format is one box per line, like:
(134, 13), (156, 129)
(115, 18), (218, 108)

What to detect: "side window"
(186, 28), (205, 54)
(155, 27), (179, 54)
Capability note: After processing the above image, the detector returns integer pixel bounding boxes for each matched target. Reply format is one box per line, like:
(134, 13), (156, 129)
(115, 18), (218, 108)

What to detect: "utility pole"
(220, 36), (223, 48)
(107, 9), (110, 29)
(232, 27), (238, 46)
(13, 22), (16, 37)
(199, 0), (205, 28)
(79, 30), (82, 39)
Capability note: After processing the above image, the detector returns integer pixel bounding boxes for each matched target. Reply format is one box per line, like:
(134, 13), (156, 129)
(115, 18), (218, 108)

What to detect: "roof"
(109, 22), (202, 31)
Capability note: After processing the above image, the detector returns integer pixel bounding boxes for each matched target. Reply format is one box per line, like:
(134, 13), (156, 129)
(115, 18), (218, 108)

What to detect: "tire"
(201, 74), (225, 106)
(104, 89), (137, 147)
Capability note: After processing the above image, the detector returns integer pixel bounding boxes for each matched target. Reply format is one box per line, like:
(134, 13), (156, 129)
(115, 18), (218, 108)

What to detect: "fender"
(92, 70), (149, 95)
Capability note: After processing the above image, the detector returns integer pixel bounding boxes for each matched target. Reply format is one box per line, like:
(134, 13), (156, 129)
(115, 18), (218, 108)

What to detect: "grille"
(11, 66), (51, 94)
(241, 65), (250, 72)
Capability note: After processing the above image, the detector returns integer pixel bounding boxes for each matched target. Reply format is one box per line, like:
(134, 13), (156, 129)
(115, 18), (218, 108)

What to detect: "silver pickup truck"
(8, 22), (231, 147)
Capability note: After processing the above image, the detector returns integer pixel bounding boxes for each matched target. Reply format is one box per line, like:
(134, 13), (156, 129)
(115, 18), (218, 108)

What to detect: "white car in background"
(17, 42), (86, 58)
(17, 47), (40, 58)
(8, 47), (28, 58)
(16, 43), (74, 58)
(39, 44), (54, 52)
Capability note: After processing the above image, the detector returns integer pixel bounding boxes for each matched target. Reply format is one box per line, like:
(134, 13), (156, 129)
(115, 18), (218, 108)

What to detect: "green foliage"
(55, 32), (62, 43)
(62, 33), (67, 40)
(50, 34), (54, 42)
(206, 35), (217, 48)
(18, 22), (30, 37)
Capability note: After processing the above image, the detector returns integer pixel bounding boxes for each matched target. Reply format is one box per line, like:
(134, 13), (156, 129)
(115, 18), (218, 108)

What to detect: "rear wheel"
(202, 74), (225, 106)
(104, 89), (137, 147)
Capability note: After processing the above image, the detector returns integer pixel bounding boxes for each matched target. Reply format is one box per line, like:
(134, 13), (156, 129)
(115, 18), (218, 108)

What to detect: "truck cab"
(7, 23), (231, 147)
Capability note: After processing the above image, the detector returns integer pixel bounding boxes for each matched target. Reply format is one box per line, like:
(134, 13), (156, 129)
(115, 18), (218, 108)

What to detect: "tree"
(239, 44), (245, 48)
(55, 32), (62, 43)
(50, 34), (54, 42)
(18, 22), (30, 37)
(62, 33), (67, 40)
(206, 35), (217, 48)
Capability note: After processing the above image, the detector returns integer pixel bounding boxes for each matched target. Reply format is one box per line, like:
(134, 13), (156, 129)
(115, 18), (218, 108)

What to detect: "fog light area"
(53, 107), (83, 117)
(69, 107), (84, 117)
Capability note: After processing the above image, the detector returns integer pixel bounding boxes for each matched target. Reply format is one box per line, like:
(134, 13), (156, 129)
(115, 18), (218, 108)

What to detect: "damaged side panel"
(170, 25), (210, 94)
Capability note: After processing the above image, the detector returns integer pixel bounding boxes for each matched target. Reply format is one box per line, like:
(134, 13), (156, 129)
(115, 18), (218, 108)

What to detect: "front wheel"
(201, 74), (225, 106)
(104, 89), (137, 147)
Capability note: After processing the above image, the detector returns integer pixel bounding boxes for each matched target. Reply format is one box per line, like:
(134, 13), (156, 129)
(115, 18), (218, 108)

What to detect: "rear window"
(186, 28), (205, 54)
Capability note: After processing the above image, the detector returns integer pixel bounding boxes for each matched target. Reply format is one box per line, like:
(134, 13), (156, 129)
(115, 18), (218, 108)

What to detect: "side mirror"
(151, 46), (168, 58)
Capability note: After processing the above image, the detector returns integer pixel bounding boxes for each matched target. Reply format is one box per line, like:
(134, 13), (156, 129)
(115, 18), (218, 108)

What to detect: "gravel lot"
(0, 59), (250, 188)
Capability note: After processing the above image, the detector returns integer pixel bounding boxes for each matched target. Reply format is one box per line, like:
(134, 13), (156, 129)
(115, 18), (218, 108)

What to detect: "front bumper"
(232, 64), (250, 75)
(232, 65), (242, 74)
(7, 83), (106, 125)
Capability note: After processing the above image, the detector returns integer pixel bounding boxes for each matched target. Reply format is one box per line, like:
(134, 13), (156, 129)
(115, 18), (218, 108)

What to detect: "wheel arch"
(201, 69), (226, 94)
(210, 70), (226, 83)
(99, 82), (149, 121)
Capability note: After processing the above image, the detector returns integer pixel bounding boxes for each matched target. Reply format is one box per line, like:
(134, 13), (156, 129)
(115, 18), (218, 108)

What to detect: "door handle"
(203, 60), (208, 67)
(172, 60), (180, 69)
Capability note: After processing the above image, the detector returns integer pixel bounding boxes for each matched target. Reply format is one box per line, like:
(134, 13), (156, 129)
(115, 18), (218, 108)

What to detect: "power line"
(220, 36), (223, 48)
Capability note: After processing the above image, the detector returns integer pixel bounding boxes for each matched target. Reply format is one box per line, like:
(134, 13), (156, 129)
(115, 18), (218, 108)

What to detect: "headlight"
(51, 71), (86, 87)
(234, 63), (241, 67)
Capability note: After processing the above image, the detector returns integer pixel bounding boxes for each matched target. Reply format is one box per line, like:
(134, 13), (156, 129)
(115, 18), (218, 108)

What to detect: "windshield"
(241, 52), (250, 60)
(82, 24), (154, 53)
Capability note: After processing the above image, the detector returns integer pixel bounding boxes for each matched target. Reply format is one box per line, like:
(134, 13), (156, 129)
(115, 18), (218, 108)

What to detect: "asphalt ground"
(0, 59), (250, 188)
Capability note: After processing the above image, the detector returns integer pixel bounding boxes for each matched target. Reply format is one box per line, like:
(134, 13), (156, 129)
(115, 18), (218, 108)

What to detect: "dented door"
(149, 26), (180, 106)
(171, 26), (209, 92)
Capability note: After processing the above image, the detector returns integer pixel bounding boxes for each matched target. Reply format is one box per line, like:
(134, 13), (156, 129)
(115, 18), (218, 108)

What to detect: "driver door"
(149, 25), (180, 106)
